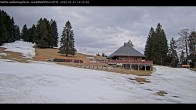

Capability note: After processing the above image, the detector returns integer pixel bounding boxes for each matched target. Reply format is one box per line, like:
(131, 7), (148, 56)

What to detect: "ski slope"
(0, 59), (195, 103)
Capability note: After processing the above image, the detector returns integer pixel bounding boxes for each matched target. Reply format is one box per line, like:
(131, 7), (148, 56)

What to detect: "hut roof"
(108, 42), (145, 58)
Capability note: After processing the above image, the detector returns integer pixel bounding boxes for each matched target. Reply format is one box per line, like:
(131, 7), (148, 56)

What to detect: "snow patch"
(0, 41), (35, 58)
(0, 53), (7, 56)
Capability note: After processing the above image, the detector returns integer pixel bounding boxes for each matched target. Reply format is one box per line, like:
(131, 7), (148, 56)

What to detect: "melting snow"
(0, 53), (7, 56)
(0, 59), (196, 103)
(0, 41), (35, 58)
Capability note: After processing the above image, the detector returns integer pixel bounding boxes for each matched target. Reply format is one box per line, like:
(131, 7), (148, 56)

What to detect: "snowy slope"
(143, 66), (196, 103)
(0, 59), (196, 103)
(0, 41), (35, 58)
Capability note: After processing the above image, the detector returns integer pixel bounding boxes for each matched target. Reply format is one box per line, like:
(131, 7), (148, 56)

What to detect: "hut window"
(134, 57), (137, 60)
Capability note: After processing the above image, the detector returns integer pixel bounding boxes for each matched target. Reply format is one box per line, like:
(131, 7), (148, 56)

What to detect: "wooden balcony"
(107, 60), (153, 65)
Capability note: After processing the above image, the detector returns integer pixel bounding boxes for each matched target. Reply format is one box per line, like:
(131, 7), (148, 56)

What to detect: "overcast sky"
(1, 6), (196, 55)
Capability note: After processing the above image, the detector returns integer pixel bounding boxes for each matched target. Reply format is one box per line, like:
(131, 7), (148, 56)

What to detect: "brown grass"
(190, 68), (196, 72)
(135, 77), (150, 83)
(156, 91), (168, 96)
(108, 68), (152, 76)
(33, 48), (92, 63)
(129, 77), (150, 84)
(0, 47), (5, 52)
(0, 47), (30, 63)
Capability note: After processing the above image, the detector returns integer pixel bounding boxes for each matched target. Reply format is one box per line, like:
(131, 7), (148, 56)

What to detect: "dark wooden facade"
(108, 56), (153, 70)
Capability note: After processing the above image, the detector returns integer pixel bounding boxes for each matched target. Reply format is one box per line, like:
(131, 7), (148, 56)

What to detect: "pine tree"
(0, 10), (19, 44)
(144, 27), (154, 60)
(14, 25), (20, 40)
(35, 18), (50, 48)
(4, 14), (14, 42)
(151, 23), (168, 65)
(0, 10), (9, 43)
(96, 53), (100, 56)
(35, 18), (58, 48)
(21, 24), (29, 42)
(59, 21), (76, 56)
(9, 17), (15, 42)
(188, 53), (196, 63)
(102, 53), (105, 57)
(168, 37), (179, 67)
(34, 18), (42, 44)
(4, 12), (12, 42)
(188, 31), (196, 63)
(0, 11), (7, 45)
(26, 24), (37, 43)
(49, 19), (58, 47)
(30, 24), (37, 43)
(189, 31), (196, 54)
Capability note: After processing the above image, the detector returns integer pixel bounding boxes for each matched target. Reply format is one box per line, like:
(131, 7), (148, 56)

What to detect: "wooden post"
(138, 65), (139, 70)
(145, 65), (146, 71)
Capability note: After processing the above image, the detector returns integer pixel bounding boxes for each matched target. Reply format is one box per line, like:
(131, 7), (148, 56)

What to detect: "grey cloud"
(1, 6), (196, 55)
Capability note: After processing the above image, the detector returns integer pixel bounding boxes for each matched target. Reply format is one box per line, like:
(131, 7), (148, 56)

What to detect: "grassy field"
(33, 47), (93, 63)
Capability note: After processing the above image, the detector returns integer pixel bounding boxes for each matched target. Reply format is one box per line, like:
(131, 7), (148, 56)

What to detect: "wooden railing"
(107, 60), (153, 65)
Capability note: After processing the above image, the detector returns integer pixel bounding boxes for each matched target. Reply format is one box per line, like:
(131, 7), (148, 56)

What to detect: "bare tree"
(177, 29), (190, 61)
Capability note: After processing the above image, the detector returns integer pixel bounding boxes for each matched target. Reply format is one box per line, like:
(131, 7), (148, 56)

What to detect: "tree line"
(177, 29), (196, 65)
(0, 10), (76, 56)
(21, 18), (58, 48)
(0, 10), (58, 48)
(0, 10), (20, 45)
(144, 23), (196, 67)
